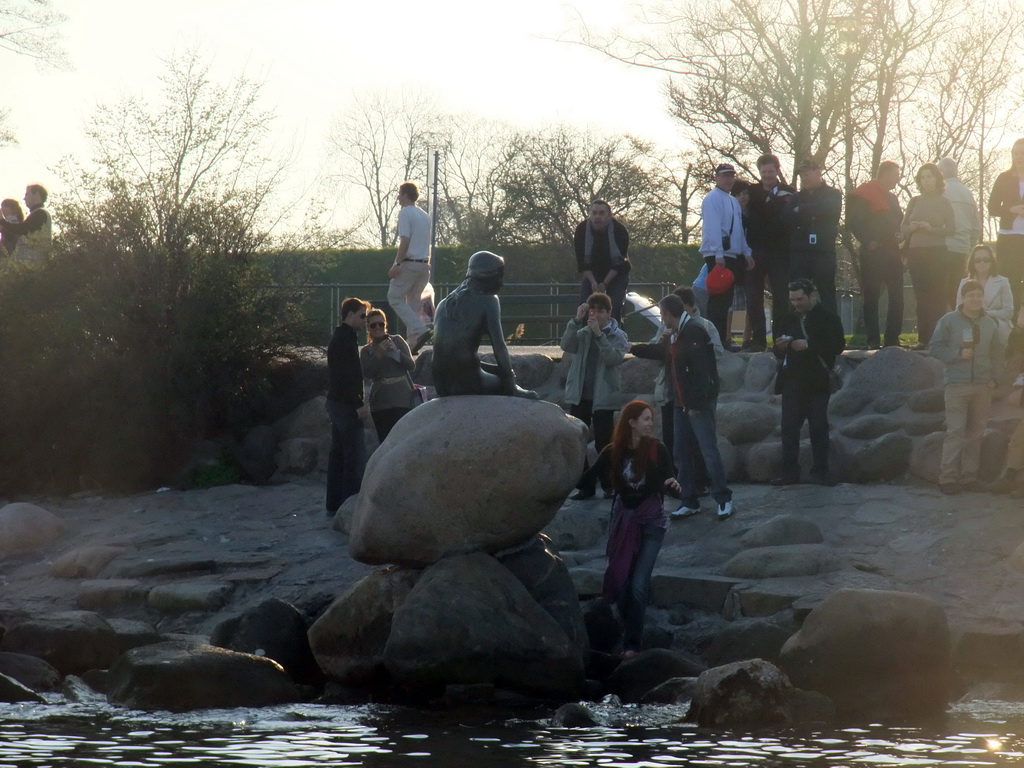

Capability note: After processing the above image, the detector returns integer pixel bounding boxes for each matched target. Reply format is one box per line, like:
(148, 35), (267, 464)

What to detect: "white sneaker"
(671, 503), (700, 518)
(717, 500), (734, 520)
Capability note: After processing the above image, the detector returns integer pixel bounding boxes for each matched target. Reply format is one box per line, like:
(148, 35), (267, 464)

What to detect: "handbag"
(406, 372), (428, 409)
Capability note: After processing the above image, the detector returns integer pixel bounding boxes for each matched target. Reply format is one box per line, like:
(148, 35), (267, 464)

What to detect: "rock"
(350, 397), (587, 567)
(955, 622), (1024, 677)
(743, 352), (778, 392)
(845, 346), (943, 394)
(0, 502), (64, 554)
(234, 425), (279, 484)
(274, 396), (329, 441)
(642, 676), (698, 704)
(0, 651), (61, 692)
(828, 388), (875, 418)
(717, 402), (778, 444)
(686, 659), (792, 727)
(718, 436), (738, 481)
(618, 356), (660, 394)
(785, 688), (837, 725)
(147, 580), (234, 613)
(568, 567), (604, 598)
(76, 579), (148, 610)
(543, 505), (607, 551)
(64, 672), (107, 701)
(651, 572), (744, 613)
(1, 611), (119, 675)
(480, 352), (555, 391)
(383, 553), (584, 698)
(735, 586), (802, 617)
(552, 702), (601, 727)
(908, 432), (944, 483)
(607, 648), (706, 703)
(743, 441), (783, 482)
(582, 600), (620, 654)
(105, 619), (161, 654)
(276, 438), (320, 475)
(843, 432), (912, 482)
(703, 618), (794, 666)
(1006, 541), (1024, 573)
(839, 415), (899, 440)
(722, 544), (843, 578)
(718, 353), (747, 393)
(740, 515), (823, 548)
(980, 428), (1009, 483)
(873, 392), (908, 414)
(308, 567), (421, 685)
(106, 641), (302, 712)
(902, 413), (946, 436)
(210, 597), (323, 687)
(0, 672), (44, 703)
(331, 493), (360, 535)
(959, 682), (1024, 702)
(907, 387), (945, 413)
(49, 545), (128, 578)
(496, 535), (590, 659)
(778, 588), (951, 719)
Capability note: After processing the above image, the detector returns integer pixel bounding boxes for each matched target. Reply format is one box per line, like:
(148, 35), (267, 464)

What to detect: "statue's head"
(466, 250), (504, 293)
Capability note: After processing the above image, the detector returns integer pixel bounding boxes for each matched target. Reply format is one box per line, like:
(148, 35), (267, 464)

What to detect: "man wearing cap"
(700, 163), (753, 349)
(388, 181), (433, 354)
(781, 159), (843, 314)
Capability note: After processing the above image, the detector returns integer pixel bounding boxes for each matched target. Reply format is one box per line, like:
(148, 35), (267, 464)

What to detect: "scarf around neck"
(583, 219), (623, 266)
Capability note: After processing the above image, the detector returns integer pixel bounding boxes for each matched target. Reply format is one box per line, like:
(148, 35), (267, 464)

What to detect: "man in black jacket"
(745, 154), (795, 350)
(773, 279), (846, 485)
(847, 161), (904, 349)
(782, 159), (843, 313)
(574, 200), (631, 320)
(631, 294), (734, 520)
(325, 297), (371, 516)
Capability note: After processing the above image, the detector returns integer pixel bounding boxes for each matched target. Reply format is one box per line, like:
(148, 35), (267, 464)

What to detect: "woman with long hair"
(988, 138), (1024, 307)
(0, 198), (24, 257)
(902, 163), (955, 346)
(581, 399), (681, 657)
(956, 244), (1014, 345)
(359, 308), (415, 443)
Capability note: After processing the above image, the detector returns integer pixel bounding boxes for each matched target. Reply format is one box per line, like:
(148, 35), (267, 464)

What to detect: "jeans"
(704, 255), (746, 348)
(859, 244), (904, 347)
(673, 403), (731, 505)
(388, 261), (430, 339)
(745, 248), (791, 345)
(578, 273), (628, 322)
(780, 378), (830, 480)
(618, 524), (665, 653)
(571, 400), (615, 494)
(325, 399), (367, 512)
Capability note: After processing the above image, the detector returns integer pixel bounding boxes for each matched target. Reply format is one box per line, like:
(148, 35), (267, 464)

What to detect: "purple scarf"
(602, 494), (668, 601)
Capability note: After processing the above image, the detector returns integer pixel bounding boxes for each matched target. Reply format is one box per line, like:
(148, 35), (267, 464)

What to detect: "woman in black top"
(988, 137), (1024, 306)
(582, 399), (681, 657)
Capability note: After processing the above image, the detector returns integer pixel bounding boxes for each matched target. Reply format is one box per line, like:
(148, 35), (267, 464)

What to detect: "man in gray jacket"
(938, 158), (983, 311)
(929, 280), (1004, 495)
(562, 292), (628, 499)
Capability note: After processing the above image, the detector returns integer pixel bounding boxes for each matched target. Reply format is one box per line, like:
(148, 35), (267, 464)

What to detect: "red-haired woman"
(581, 399), (681, 657)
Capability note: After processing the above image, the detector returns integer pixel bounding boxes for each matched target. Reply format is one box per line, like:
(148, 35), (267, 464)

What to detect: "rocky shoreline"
(2, 346), (1024, 723)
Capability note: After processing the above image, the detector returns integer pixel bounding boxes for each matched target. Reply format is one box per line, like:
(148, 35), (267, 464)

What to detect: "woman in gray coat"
(360, 308), (416, 443)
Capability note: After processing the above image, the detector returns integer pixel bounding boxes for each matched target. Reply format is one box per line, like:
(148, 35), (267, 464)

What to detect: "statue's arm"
(485, 297), (516, 389)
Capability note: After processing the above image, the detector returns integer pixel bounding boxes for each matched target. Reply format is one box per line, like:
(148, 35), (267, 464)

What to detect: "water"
(5, 697), (1024, 767)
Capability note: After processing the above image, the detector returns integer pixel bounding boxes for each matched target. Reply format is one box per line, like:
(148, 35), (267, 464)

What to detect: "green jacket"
(928, 308), (1004, 386)
(561, 317), (628, 410)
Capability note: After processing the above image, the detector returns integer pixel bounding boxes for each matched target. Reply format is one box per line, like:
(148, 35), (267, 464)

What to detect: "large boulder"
(778, 588), (952, 719)
(49, 545), (128, 578)
(908, 432), (944, 483)
(686, 659), (793, 727)
(703, 619), (795, 666)
(0, 611), (119, 675)
(0, 672), (44, 703)
(350, 397), (587, 567)
(722, 544), (843, 578)
(718, 353), (748, 393)
(479, 352), (556, 391)
(617, 356), (660, 395)
(740, 516), (823, 549)
(308, 567), (421, 685)
(717, 402), (778, 445)
(234, 425), (279, 484)
(0, 651), (61, 692)
(839, 415), (900, 440)
(383, 553), (585, 698)
(495, 535), (589, 660)
(844, 347), (943, 395)
(210, 598), (323, 686)
(743, 352), (778, 392)
(907, 387), (945, 413)
(839, 432), (912, 483)
(0, 502), (64, 554)
(106, 641), (302, 712)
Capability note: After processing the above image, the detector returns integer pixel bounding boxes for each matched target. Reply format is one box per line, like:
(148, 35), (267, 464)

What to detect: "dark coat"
(774, 303), (846, 394)
(781, 184), (843, 256)
(987, 170), (1024, 232)
(847, 182), (903, 248)
(746, 181), (795, 252)
(630, 317), (719, 410)
(327, 324), (364, 407)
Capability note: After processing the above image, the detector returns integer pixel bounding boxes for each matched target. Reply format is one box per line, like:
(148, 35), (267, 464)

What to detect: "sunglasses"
(368, 321), (385, 329)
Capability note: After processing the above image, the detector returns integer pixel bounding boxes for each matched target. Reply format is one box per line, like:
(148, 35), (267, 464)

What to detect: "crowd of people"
(322, 150), (1024, 655)
(0, 184), (52, 263)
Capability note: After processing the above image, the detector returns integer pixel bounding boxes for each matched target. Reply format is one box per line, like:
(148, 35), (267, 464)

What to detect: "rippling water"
(4, 697), (1024, 766)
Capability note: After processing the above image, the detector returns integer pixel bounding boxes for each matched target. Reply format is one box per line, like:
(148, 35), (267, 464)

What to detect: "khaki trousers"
(939, 382), (992, 485)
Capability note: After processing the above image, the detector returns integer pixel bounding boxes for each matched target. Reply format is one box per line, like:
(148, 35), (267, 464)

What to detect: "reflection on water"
(1, 698), (1024, 767)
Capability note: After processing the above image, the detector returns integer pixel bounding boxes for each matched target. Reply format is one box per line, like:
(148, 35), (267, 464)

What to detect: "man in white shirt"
(388, 182), (432, 353)
(938, 157), (983, 311)
(700, 163), (753, 349)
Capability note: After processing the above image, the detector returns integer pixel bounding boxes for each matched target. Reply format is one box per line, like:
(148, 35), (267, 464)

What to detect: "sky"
(0, 0), (682, 232)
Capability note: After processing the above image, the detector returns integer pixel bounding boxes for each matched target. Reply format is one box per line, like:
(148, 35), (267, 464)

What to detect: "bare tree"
(0, 1), (67, 145)
(325, 90), (440, 248)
